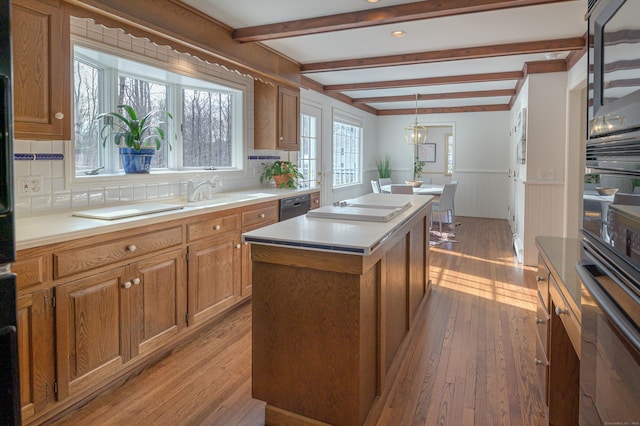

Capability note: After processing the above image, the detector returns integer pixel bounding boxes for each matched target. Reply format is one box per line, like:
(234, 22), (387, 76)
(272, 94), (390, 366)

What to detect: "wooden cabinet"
(11, 0), (70, 140)
(310, 191), (320, 210)
(17, 289), (55, 421)
(534, 257), (550, 405)
(254, 81), (300, 151)
(240, 201), (278, 297)
(55, 248), (186, 400)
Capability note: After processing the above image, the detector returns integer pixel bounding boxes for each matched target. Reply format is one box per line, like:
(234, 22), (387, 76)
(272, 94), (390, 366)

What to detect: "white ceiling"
(182, 0), (588, 114)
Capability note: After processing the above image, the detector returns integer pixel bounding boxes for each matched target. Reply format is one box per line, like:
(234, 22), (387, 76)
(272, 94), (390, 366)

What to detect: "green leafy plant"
(96, 104), (173, 151)
(413, 156), (425, 179)
(375, 155), (392, 179)
(259, 160), (303, 188)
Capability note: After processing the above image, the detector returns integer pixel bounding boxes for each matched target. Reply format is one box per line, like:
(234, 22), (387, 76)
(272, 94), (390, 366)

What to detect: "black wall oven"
(0, 0), (22, 423)
(579, 0), (640, 423)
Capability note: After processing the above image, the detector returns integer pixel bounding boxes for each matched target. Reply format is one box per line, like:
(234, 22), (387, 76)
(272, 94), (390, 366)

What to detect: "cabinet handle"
(123, 281), (132, 289)
(259, 213), (265, 219)
(213, 225), (221, 231)
(534, 358), (548, 366)
(132, 278), (141, 285)
(535, 317), (546, 324)
(54, 112), (64, 120)
(126, 245), (137, 253)
(536, 275), (545, 282)
(555, 306), (568, 316)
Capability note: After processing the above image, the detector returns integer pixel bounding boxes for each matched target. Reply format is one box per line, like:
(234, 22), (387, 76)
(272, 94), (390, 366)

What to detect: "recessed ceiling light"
(366, 0), (380, 3)
(391, 30), (405, 38)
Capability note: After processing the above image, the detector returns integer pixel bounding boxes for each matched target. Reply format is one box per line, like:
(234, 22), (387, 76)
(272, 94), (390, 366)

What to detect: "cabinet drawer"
(535, 331), (550, 406)
(241, 202), (278, 228)
(536, 290), (550, 357)
(310, 192), (320, 210)
(54, 227), (183, 279)
(549, 275), (581, 357)
(536, 256), (550, 311)
(188, 214), (239, 242)
(14, 254), (50, 291)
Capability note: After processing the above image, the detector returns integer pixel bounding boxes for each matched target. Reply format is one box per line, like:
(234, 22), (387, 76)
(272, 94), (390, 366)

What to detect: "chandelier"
(404, 94), (428, 145)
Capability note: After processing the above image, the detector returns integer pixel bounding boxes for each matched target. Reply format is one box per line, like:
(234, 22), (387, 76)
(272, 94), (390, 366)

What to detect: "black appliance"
(0, 0), (22, 423)
(579, 0), (640, 423)
(279, 193), (311, 221)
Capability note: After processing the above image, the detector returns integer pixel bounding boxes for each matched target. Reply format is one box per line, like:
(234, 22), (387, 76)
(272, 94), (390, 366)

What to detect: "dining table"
(380, 184), (443, 195)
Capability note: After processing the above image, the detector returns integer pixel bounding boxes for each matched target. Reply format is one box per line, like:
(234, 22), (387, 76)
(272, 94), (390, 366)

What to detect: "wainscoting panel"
(453, 171), (509, 220)
(523, 181), (565, 266)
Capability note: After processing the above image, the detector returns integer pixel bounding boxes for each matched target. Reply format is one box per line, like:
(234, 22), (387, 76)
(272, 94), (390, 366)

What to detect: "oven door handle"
(577, 261), (640, 352)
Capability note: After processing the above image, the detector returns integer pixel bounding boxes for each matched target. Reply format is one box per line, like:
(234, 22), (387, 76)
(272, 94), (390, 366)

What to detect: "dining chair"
(431, 182), (458, 235)
(378, 177), (392, 187)
(371, 180), (381, 193)
(390, 184), (414, 194)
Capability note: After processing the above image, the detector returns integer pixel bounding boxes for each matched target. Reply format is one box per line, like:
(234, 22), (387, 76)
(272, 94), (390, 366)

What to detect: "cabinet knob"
(555, 306), (568, 316)
(126, 245), (137, 253)
(132, 278), (141, 285)
(315, 199), (319, 204)
(243, 242), (249, 246)
(54, 112), (64, 120)
(123, 281), (132, 289)
(536, 275), (544, 282)
(235, 244), (241, 249)
(534, 358), (547, 366)
(259, 213), (265, 219)
(535, 318), (546, 324)
(213, 225), (221, 231)
(279, 136), (284, 141)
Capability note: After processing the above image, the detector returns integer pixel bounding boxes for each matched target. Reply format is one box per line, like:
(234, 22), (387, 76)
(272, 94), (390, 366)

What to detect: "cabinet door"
(17, 289), (55, 421)
(278, 85), (300, 151)
(11, 0), (70, 140)
(188, 233), (241, 325)
(241, 241), (252, 297)
(55, 268), (129, 400)
(130, 250), (186, 358)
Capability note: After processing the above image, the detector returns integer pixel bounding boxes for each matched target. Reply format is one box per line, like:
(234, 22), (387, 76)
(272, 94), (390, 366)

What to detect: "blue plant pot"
(119, 148), (154, 174)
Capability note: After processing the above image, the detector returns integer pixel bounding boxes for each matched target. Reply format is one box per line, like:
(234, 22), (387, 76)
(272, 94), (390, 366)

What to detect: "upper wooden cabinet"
(254, 81), (300, 151)
(11, 0), (70, 140)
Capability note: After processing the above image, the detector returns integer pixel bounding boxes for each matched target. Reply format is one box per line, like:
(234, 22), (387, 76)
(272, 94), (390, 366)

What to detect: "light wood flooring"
(49, 217), (546, 426)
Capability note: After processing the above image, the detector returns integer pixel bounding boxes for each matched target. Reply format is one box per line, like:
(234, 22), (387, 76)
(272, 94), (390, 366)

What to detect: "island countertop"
(242, 193), (433, 255)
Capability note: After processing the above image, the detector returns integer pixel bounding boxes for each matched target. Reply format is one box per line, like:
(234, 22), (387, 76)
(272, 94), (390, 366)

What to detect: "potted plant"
(96, 104), (173, 174)
(260, 160), (303, 188)
(406, 156), (425, 187)
(375, 155), (392, 180)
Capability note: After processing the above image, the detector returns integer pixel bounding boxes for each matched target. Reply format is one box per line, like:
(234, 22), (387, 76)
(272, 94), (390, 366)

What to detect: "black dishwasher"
(279, 194), (311, 221)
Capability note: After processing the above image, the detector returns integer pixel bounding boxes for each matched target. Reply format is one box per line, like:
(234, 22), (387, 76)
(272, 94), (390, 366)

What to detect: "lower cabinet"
(55, 249), (185, 400)
(17, 289), (55, 422)
(187, 233), (241, 325)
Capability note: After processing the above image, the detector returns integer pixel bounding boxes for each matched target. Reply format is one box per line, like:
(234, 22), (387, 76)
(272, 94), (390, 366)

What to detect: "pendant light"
(404, 94), (428, 145)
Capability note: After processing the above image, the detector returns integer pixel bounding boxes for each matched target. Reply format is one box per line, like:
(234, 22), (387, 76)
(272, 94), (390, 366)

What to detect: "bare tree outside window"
(74, 60), (101, 172)
(182, 89), (233, 168)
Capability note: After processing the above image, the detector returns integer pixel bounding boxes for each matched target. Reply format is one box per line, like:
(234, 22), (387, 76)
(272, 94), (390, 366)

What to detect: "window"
(445, 133), (454, 176)
(72, 44), (243, 177)
(298, 113), (318, 189)
(332, 116), (362, 187)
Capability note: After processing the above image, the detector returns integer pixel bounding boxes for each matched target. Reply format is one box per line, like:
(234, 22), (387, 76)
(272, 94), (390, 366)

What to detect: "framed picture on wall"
(417, 143), (436, 163)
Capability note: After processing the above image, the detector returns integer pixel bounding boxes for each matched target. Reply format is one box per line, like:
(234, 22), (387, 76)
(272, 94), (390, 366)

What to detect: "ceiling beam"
(300, 76), (379, 115)
(323, 71), (524, 92)
(232, 0), (578, 43)
(353, 89), (517, 104)
(301, 37), (586, 73)
(377, 105), (511, 115)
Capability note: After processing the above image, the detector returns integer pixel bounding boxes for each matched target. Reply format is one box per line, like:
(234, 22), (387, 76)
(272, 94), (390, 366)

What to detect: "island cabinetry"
(240, 201), (278, 298)
(254, 81), (300, 151)
(54, 247), (186, 400)
(187, 212), (241, 325)
(11, 0), (70, 140)
(250, 202), (431, 425)
(534, 256), (551, 405)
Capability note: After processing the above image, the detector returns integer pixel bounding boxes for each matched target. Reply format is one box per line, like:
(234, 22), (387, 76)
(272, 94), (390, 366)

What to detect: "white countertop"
(16, 188), (317, 250)
(242, 193), (433, 255)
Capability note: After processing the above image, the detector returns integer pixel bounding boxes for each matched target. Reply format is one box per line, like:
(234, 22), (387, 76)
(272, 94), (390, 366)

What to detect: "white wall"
(376, 111), (511, 219)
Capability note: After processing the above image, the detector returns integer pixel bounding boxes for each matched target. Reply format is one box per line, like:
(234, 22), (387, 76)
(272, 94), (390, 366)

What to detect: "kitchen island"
(243, 194), (432, 425)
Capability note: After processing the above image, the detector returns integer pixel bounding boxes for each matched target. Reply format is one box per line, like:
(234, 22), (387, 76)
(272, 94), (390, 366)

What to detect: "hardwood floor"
(49, 217), (546, 426)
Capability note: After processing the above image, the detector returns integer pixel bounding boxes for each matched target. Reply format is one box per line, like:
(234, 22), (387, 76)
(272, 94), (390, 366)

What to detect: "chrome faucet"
(187, 175), (222, 202)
